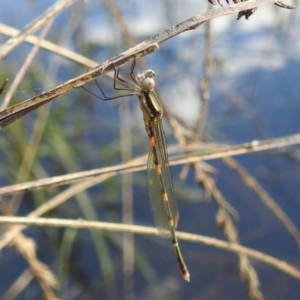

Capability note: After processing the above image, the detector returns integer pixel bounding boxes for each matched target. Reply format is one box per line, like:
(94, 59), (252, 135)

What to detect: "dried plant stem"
(212, 182), (263, 300)
(0, 43), (159, 128)
(12, 234), (58, 300)
(119, 100), (134, 299)
(0, 0), (76, 60)
(223, 156), (300, 249)
(1, 269), (33, 300)
(0, 175), (115, 251)
(7, 19), (55, 212)
(0, 216), (300, 280)
(1, 18), (55, 110)
(0, 23), (97, 68)
(0, 79), (8, 95)
(196, 17), (213, 137)
(1, 133), (300, 196)
(105, 0), (147, 71)
(0, 0), (283, 129)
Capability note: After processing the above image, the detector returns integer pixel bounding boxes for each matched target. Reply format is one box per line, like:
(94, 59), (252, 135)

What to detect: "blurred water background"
(0, 1), (300, 299)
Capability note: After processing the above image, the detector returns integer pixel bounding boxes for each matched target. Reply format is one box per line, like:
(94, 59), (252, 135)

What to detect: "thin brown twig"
(0, 0), (298, 296)
(0, 22), (125, 86)
(209, 0), (296, 19)
(1, 17), (59, 300)
(106, 0), (135, 47)
(0, 0), (285, 129)
(0, 0), (76, 60)
(195, 8), (262, 296)
(223, 156), (300, 249)
(162, 29), (264, 296)
(1, 18), (55, 110)
(1, 133), (300, 196)
(161, 6), (263, 292)
(1, 269), (33, 300)
(196, 13), (213, 137)
(209, 177), (263, 300)
(3, 18), (55, 209)
(0, 175), (114, 251)
(0, 43), (159, 127)
(12, 234), (58, 300)
(106, 0), (147, 72)
(0, 23), (97, 68)
(120, 99), (134, 300)
(99, 3), (142, 295)
(0, 79), (9, 95)
(0, 216), (300, 280)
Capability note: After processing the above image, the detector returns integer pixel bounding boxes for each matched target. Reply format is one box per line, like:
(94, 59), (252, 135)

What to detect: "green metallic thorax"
(138, 90), (163, 137)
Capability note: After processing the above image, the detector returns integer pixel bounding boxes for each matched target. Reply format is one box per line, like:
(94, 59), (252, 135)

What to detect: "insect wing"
(147, 118), (179, 237)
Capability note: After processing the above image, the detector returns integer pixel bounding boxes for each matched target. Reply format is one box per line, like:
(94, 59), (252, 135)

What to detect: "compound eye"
(144, 70), (155, 79)
(141, 77), (155, 91)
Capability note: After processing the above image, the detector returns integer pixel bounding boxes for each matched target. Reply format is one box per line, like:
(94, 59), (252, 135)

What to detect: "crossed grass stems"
(0, 0), (299, 298)
(79, 57), (300, 288)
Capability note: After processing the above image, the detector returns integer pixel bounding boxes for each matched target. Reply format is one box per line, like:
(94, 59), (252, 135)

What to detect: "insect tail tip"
(183, 272), (190, 282)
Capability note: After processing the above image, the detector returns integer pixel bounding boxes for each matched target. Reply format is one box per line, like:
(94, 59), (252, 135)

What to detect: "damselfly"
(84, 60), (190, 281)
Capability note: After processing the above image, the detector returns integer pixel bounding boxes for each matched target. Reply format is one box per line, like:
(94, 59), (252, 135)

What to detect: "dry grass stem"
(216, 206), (263, 300)
(0, 79), (8, 95)
(0, 216), (299, 280)
(223, 156), (300, 249)
(0, 0), (283, 128)
(1, 19), (55, 110)
(12, 234), (58, 299)
(0, 43), (159, 127)
(106, 0), (147, 72)
(196, 18), (213, 137)
(1, 134), (300, 196)
(0, 174), (121, 251)
(0, 23), (97, 68)
(0, 0), (76, 60)
(0, 1), (298, 297)
(1, 269), (34, 300)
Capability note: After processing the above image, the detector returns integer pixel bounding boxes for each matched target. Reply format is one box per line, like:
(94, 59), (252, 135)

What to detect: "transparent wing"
(147, 118), (179, 237)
